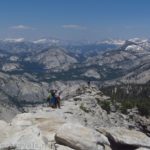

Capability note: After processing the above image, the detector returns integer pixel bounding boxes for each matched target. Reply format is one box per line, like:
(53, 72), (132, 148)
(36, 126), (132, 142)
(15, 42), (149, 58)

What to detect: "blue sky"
(0, 0), (150, 41)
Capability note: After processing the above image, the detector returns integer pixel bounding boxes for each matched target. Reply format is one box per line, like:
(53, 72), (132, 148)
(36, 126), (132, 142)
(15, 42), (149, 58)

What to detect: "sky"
(0, 0), (150, 41)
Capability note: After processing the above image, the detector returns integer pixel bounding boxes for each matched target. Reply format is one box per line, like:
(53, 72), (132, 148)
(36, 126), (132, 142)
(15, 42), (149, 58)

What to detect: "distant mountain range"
(0, 38), (124, 53)
(0, 37), (150, 121)
(0, 38), (149, 84)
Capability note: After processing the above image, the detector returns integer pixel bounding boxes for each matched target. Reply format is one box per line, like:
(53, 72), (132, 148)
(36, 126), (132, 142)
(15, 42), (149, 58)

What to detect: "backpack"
(50, 96), (57, 107)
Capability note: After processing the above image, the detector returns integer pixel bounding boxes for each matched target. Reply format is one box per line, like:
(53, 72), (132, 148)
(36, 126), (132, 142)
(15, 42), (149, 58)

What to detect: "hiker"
(47, 89), (61, 109)
(87, 80), (91, 87)
(50, 91), (57, 108)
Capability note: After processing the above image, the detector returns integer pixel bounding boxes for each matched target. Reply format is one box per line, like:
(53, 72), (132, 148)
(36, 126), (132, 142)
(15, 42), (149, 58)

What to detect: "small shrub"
(100, 83), (150, 117)
(74, 97), (82, 101)
(120, 100), (135, 114)
(80, 103), (90, 113)
(99, 101), (111, 114)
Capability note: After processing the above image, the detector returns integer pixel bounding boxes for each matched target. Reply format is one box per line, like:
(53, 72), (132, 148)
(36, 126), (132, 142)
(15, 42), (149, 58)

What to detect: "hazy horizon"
(0, 0), (150, 41)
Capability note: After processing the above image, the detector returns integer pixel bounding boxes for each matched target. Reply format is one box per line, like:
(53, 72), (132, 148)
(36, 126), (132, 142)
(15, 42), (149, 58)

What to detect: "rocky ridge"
(0, 86), (150, 150)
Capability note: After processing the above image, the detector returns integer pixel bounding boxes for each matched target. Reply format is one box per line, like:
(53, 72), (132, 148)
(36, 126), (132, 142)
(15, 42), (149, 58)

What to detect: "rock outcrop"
(82, 69), (101, 79)
(2, 63), (20, 72)
(27, 48), (78, 72)
(98, 127), (150, 149)
(0, 86), (150, 150)
(0, 72), (49, 103)
(0, 106), (150, 150)
(55, 123), (110, 150)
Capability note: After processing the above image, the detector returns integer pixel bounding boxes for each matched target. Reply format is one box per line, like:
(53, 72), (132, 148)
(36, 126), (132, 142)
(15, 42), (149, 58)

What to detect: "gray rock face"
(0, 89), (20, 121)
(55, 123), (110, 150)
(2, 63), (20, 72)
(0, 72), (49, 103)
(0, 105), (149, 150)
(0, 109), (110, 150)
(54, 85), (135, 130)
(121, 68), (150, 84)
(105, 127), (150, 148)
(0, 126), (50, 150)
(82, 69), (101, 79)
(29, 48), (78, 72)
(0, 71), (51, 120)
(85, 40), (150, 84)
(0, 89), (150, 150)
(9, 56), (19, 61)
(0, 104), (19, 122)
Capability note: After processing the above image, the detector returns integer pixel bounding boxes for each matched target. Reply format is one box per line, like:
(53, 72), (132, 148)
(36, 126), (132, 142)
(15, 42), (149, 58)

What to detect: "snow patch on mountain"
(97, 39), (125, 45)
(33, 38), (60, 44)
(125, 45), (144, 51)
(3, 38), (25, 43)
(128, 38), (149, 44)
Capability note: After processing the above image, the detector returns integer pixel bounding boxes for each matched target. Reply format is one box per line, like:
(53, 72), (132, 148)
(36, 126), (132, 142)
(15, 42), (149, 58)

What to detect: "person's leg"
(57, 98), (60, 108)
(48, 100), (50, 107)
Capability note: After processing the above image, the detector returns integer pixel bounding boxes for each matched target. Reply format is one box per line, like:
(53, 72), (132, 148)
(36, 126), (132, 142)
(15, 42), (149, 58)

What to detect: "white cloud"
(10, 25), (34, 30)
(62, 24), (87, 30)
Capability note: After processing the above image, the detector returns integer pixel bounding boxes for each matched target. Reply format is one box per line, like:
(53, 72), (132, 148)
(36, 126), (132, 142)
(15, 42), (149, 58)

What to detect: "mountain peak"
(128, 38), (149, 44)
(33, 38), (60, 44)
(96, 39), (125, 45)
